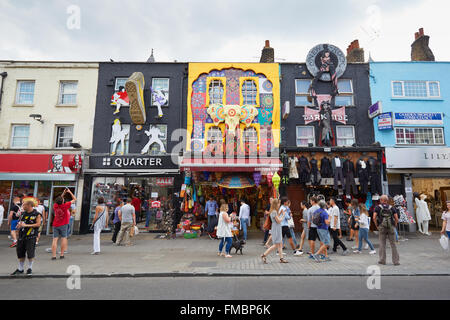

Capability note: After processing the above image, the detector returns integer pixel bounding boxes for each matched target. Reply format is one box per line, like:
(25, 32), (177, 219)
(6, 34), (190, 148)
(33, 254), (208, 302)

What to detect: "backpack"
(53, 205), (66, 226)
(312, 209), (323, 227)
(378, 204), (394, 230)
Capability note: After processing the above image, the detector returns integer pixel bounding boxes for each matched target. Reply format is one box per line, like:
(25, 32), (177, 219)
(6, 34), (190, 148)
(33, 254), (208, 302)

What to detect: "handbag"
(288, 217), (295, 228)
(263, 214), (272, 231)
(130, 225), (139, 237)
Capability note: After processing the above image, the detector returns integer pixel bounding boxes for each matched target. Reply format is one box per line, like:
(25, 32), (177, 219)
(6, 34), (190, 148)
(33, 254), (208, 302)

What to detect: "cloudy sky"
(0, 0), (449, 63)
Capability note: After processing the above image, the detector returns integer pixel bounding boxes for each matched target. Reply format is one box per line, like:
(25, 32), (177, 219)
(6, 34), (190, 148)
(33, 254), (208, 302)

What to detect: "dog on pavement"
(231, 235), (245, 255)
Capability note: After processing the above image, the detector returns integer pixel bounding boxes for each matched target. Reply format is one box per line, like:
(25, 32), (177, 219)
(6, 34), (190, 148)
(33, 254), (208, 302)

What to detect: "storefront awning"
(180, 158), (282, 172)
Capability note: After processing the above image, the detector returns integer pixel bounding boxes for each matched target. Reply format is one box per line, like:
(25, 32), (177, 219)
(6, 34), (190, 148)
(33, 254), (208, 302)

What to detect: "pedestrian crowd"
(260, 194), (401, 265)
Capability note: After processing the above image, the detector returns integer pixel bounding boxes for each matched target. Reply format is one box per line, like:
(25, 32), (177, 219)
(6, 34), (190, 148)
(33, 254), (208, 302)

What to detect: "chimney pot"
(415, 32), (419, 40)
(265, 40), (270, 48)
(419, 28), (424, 36)
(354, 40), (359, 48)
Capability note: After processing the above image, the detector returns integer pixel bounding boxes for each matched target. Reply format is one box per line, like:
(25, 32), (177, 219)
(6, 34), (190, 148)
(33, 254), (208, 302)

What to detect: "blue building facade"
(369, 61), (450, 231)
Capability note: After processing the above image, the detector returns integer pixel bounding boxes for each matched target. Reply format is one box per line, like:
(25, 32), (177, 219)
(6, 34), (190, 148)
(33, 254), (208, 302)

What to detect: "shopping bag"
(439, 234), (449, 251)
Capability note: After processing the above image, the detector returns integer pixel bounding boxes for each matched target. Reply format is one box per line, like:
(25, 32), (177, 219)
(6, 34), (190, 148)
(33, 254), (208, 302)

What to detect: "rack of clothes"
(288, 154), (382, 196)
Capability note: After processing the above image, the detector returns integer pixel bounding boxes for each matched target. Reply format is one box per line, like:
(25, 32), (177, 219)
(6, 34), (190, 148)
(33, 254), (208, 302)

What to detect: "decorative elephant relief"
(207, 104), (258, 135)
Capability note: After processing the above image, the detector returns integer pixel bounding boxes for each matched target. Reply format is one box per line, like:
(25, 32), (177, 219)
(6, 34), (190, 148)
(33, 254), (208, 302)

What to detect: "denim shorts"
(53, 225), (69, 238)
(317, 228), (331, 246)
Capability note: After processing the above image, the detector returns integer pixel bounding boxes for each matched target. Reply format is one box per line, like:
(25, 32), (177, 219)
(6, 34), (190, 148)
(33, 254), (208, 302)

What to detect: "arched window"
(207, 126), (223, 144)
(242, 80), (257, 105)
(208, 80), (224, 105)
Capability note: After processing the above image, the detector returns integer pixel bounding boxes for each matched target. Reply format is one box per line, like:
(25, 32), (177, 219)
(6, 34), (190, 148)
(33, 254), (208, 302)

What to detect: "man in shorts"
(11, 200), (42, 276)
(307, 197), (322, 258)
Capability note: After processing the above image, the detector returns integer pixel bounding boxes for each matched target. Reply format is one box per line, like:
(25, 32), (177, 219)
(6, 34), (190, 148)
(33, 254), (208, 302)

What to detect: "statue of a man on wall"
(319, 101), (333, 146)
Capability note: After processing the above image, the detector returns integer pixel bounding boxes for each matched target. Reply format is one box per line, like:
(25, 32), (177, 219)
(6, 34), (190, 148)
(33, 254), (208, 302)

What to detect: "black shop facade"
(279, 44), (385, 227)
(79, 62), (187, 233)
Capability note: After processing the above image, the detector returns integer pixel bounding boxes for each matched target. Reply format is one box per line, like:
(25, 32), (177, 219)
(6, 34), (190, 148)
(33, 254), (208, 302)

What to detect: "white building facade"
(0, 61), (99, 234)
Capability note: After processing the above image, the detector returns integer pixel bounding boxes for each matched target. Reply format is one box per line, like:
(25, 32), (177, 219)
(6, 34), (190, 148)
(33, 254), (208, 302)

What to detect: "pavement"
(1, 228), (449, 278)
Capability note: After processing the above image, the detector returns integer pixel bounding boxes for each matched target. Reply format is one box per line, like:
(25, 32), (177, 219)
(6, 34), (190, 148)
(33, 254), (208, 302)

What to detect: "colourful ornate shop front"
(185, 63), (281, 162)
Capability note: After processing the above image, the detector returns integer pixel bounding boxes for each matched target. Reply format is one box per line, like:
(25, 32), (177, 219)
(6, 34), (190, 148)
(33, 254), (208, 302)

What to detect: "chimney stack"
(260, 40), (274, 63)
(346, 40), (364, 63)
(411, 28), (435, 61)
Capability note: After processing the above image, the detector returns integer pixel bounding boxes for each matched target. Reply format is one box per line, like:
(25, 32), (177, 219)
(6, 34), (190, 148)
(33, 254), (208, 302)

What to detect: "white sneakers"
(294, 251), (304, 256)
(369, 250), (376, 255)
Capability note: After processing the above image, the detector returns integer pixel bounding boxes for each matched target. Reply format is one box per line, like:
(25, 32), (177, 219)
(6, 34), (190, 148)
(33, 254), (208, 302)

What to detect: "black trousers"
(263, 229), (270, 243)
(112, 222), (121, 243)
(370, 172), (382, 194)
(344, 171), (357, 195)
(330, 228), (347, 252)
(358, 170), (369, 194)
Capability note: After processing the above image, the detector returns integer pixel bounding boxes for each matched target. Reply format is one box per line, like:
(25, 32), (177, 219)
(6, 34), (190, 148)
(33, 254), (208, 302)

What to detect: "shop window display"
(90, 177), (173, 231)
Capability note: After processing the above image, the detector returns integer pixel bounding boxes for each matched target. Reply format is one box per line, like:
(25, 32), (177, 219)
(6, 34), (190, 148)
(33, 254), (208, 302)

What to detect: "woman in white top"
(261, 199), (288, 264)
(92, 197), (109, 255)
(354, 204), (376, 254)
(217, 204), (233, 258)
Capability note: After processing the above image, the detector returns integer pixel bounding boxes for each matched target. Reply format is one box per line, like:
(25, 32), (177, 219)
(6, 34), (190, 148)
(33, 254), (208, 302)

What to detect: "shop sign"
(378, 112), (393, 130)
(368, 101), (382, 119)
(89, 155), (178, 170)
(386, 147), (450, 169)
(393, 112), (443, 125)
(303, 106), (348, 124)
(155, 177), (174, 186)
(0, 154), (81, 173)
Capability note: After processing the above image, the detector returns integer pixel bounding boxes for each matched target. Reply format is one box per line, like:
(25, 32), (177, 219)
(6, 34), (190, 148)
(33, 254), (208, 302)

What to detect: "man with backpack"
(311, 200), (331, 262)
(373, 195), (400, 266)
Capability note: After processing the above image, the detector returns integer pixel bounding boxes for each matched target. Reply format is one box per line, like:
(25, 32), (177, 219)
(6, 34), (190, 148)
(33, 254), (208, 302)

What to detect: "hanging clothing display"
(288, 157), (299, 179)
(310, 158), (321, 186)
(368, 157), (382, 195)
(320, 157), (333, 178)
(343, 159), (357, 195)
(332, 157), (345, 190)
(298, 156), (311, 184)
(356, 159), (369, 194)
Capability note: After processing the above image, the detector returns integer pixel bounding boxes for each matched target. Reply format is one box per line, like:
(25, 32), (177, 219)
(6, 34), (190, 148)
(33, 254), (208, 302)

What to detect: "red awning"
(180, 157), (282, 172)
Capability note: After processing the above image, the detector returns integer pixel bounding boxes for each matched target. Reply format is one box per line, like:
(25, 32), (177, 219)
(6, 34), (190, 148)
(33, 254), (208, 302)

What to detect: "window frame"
(58, 81), (78, 106)
(114, 78), (128, 91)
(10, 124), (30, 148)
(151, 78), (170, 106)
(295, 126), (315, 147)
(55, 125), (74, 149)
(336, 125), (356, 147)
(391, 80), (441, 98)
(395, 127), (445, 145)
(206, 77), (226, 106)
(335, 79), (354, 107)
(294, 79), (313, 107)
(15, 80), (35, 105)
(239, 77), (260, 106)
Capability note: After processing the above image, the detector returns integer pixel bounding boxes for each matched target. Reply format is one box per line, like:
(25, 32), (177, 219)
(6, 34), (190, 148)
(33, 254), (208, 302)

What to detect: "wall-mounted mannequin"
(310, 157), (321, 186)
(356, 157), (369, 194)
(288, 156), (299, 179)
(368, 156), (382, 195)
(332, 155), (345, 191)
(343, 157), (357, 195)
(298, 155), (311, 185)
(415, 194), (432, 235)
(320, 156), (333, 178)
